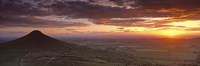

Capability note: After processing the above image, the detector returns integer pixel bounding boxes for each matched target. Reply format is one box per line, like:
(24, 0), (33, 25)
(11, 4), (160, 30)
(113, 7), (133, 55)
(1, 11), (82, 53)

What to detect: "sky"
(1, 0), (200, 39)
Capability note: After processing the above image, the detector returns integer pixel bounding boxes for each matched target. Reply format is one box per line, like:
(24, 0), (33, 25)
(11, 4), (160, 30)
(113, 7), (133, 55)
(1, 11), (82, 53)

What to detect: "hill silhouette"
(0, 30), (78, 50)
(0, 30), (149, 66)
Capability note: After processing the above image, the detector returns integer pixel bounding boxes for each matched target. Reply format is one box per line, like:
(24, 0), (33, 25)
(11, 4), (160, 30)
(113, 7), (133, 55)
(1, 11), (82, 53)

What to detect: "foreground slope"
(0, 30), (156, 66)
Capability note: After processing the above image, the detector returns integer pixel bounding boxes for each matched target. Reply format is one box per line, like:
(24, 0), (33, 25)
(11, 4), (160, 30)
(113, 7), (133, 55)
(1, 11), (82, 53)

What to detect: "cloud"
(133, 0), (200, 20)
(109, 0), (125, 6)
(134, 0), (200, 10)
(2, 0), (200, 19)
(65, 28), (77, 31)
(90, 18), (147, 27)
(0, 0), (48, 16)
(90, 17), (174, 27)
(2, 0), (198, 19)
(153, 25), (186, 28)
(0, 0), (135, 28)
(185, 28), (200, 31)
(46, 1), (129, 19)
(1, 0), (200, 29)
(116, 27), (125, 30)
(0, 15), (89, 28)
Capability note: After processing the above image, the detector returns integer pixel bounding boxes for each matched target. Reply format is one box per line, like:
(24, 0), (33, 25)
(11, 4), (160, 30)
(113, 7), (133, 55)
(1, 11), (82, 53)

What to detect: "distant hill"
(0, 30), (153, 66)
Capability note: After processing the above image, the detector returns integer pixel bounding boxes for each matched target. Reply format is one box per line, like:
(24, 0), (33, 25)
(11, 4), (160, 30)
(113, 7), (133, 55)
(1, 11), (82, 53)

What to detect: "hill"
(0, 30), (157, 66)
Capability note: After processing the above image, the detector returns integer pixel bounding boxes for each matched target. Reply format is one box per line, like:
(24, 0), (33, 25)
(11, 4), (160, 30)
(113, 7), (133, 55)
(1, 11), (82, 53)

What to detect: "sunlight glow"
(159, 30), (185, 38)
(167, 20), (200, 28)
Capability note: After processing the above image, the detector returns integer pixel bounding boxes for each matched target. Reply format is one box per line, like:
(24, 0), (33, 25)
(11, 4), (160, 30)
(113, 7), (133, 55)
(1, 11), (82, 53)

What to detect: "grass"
(88, 45), (198, 66)
(0, 50), (29, 66)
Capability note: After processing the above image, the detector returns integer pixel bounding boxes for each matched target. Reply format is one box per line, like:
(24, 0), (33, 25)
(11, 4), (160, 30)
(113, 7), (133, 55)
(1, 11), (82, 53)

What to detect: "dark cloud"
(2, 0), (197, 19)
(0, 16), (89, 28)
(134, 0), (200, 10)
(71, 31), (85, 34)
(0, 0), (92, 28)
(109, 0), (133, 6)
(132, 0), (200, 20)
(0, 0), (133, 20)
(34, 0), (200, 20)
(0, 0), (48, 16)
(1, 0), (200, 19)
(88, 0), (96, 2)
(153, 25), (186, 28)
(123, 29), (133, 32)
(116, 27), (125, 30)
(109, 0), (125, 6)
(65, 28), (76, 31)
(1, 0), (200, 28)
(64, 1), (177, 18)
(47, 1), (128, 19)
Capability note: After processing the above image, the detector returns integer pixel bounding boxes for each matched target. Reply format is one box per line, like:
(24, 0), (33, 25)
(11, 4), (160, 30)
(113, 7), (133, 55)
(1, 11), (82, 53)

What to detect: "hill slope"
(0, 30), (154, 66)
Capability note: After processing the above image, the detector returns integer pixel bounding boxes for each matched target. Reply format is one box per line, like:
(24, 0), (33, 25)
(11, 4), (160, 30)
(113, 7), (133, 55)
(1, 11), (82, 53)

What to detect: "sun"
(159, 30), (185, 38)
